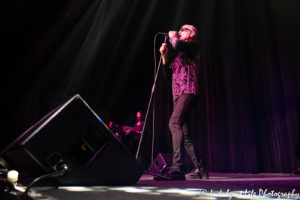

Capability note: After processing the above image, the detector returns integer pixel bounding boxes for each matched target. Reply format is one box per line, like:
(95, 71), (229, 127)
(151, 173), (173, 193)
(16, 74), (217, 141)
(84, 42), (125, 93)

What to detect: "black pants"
(169, 94), (199, 171)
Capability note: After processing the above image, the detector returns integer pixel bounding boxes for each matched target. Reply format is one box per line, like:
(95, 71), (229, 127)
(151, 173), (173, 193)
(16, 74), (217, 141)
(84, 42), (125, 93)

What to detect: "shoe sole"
(186, 173), (209, 180)
(186, 176), (202, 179)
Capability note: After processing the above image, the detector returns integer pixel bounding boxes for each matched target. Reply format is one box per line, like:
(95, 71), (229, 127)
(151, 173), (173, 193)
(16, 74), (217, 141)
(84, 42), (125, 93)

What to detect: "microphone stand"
(135, 35), (168, 164)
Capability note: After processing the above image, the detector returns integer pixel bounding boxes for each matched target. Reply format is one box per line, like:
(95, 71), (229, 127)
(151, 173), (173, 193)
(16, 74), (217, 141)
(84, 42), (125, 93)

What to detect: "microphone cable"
(136, 33), (168, 163)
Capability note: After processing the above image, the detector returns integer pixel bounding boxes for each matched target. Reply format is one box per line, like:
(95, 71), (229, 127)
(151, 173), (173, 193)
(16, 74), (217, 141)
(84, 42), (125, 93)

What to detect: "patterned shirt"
(168, 36), (201, 101)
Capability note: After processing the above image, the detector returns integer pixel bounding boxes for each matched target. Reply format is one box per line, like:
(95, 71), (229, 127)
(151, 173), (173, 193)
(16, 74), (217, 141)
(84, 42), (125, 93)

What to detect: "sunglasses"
(179, 27), (193, 33)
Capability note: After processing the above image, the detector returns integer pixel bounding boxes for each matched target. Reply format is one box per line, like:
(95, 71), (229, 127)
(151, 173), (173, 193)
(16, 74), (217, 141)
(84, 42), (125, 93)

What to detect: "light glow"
(59, 186), (107, 192)
(109, 187), (151, 193)
(56, 186), (284, 199)
(7, 170), (19, 183)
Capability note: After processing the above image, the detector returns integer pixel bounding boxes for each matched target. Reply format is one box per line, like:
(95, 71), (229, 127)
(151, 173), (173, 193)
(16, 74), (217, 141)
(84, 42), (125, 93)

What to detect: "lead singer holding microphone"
(159, 24), (208, 180)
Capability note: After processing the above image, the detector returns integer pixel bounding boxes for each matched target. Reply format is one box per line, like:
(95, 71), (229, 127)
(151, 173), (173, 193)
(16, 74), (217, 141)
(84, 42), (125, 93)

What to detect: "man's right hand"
(160, 43), (168, 65)
(159, 43), (168, 55)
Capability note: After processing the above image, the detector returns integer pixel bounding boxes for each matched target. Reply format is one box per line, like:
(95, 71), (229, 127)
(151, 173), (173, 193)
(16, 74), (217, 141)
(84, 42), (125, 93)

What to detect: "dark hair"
(110, 121), (116, 125)
(137, 111), (145, 122)
(109, 121), (116, 130)
(137, 111), (144, 115)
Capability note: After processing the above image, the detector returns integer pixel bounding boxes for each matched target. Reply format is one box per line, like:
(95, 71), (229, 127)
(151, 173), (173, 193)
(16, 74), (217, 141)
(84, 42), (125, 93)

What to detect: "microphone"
(158, 32), (168, 37)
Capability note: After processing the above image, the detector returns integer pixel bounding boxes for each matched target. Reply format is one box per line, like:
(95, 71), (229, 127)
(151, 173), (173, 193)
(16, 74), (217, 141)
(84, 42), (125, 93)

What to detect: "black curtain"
(1, 0), (300, 173)
(151, 0), (300, 173)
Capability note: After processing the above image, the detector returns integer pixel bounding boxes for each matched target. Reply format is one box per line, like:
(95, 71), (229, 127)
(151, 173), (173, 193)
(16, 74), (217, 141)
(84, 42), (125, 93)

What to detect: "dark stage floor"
(22, 173), (300, 200)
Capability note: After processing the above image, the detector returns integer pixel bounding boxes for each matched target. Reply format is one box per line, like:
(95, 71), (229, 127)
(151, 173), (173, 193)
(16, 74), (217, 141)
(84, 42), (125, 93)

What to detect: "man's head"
(178, 24), (198, 41)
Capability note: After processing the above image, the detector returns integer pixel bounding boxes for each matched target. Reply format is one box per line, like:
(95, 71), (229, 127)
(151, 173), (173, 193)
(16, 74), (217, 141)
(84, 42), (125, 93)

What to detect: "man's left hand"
(169, 31), (178, 38)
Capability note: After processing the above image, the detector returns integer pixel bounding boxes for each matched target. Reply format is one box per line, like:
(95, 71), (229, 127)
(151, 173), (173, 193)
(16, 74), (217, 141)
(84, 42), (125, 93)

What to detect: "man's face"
(178, 25), (195, 41)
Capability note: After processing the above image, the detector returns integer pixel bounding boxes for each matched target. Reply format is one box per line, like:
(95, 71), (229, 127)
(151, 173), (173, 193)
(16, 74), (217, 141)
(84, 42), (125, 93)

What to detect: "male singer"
(159, 24), (208, 180)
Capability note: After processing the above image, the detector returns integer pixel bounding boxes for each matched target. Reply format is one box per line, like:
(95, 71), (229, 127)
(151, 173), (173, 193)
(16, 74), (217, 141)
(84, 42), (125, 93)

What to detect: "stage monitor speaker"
(148, 153), (172, 175)
(0, 94), (144, 186)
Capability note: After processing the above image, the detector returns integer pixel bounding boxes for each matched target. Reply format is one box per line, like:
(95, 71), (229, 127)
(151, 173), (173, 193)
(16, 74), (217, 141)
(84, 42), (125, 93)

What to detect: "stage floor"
(26, 173), (300, 200)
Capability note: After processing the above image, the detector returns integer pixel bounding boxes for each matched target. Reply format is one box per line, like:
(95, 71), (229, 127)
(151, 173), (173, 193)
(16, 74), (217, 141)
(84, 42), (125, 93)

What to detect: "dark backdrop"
(1, 0), (300, 173)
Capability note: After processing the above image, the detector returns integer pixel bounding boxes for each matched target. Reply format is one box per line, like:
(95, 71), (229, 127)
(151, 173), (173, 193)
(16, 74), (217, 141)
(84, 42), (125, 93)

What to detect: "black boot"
(164, 168), (186, 180)
(187, 166), (209, 179)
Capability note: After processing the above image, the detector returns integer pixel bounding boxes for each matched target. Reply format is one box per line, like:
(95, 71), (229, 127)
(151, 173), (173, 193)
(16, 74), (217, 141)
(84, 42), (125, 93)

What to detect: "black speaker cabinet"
(0, 95), (144, 186)
(148, 153), (172, 175)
